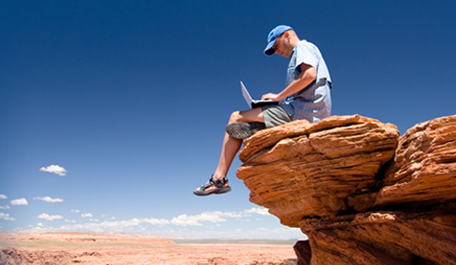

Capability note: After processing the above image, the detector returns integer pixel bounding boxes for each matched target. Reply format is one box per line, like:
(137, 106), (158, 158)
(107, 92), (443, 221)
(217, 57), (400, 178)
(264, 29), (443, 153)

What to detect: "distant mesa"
(237, 114), (456, 265)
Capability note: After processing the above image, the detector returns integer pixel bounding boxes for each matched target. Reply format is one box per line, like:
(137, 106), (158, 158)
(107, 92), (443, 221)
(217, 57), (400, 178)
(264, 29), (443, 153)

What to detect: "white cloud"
(170, 211), (243, 226)
(0, 212), (15, 221)
(0, 205), (10, 209)
(0, 194), (7, 199)
(11, 198), (28, 206)
(71, 209), (80, 213)
(244, 207), (270, 216)
(30, 208), (275, 235)
(101, 218), (169, 228)
(59, 217), (171, 232)
(39, 165), (67, 176)
(34, 196), (64, 203)
(168, 208), (269, 226)
(38, 213), (64, 221)
(141, 217), (169, 226)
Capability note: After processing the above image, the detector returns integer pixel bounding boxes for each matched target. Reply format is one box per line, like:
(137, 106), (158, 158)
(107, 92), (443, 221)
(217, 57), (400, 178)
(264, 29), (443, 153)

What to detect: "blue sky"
(1, 0), (455, 239)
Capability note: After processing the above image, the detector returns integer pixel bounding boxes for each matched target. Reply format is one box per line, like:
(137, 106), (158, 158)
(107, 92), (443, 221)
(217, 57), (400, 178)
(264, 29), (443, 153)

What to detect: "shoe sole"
(226, 122), (265, 139)
(193, 186), (232, 196)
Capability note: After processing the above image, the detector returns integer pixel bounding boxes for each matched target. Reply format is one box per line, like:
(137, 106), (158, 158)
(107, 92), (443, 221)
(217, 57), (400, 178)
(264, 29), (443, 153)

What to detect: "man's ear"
(283, 30), (292, 42)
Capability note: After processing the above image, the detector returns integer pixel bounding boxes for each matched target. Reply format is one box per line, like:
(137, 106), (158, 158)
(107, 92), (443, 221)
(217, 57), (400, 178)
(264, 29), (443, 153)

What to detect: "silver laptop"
(240, 81), (278, 109)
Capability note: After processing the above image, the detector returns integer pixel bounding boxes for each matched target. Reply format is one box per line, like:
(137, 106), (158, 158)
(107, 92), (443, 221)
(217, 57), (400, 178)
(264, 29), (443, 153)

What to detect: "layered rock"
(237, 115), (399, 227)
(298, 206), (456, 265)
(376, 115), (456, 206)
(236, 114), (456, 265)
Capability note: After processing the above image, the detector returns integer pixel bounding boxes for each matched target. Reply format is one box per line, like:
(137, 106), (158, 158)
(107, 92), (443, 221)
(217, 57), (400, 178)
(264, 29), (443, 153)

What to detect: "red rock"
(237, 114), (456, 264)
(376, 115), (456, 206)
(237, 115), (399, 227)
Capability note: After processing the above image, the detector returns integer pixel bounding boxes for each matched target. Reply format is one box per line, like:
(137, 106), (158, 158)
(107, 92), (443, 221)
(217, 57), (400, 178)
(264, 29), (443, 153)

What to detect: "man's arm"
(261, 63), (317, 101)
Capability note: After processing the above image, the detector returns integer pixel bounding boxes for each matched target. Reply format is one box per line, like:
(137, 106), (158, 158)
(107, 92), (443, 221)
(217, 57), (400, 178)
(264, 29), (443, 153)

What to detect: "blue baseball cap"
(264, 25), (293, 56)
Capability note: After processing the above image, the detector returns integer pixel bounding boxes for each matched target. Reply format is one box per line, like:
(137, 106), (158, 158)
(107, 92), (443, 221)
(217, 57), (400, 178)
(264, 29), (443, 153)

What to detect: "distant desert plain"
(0, 231), (298, 265)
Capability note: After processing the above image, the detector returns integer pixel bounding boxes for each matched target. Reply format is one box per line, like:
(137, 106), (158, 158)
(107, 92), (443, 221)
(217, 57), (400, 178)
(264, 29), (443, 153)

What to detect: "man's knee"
(228, 108), (264, 124)
(228, 111), (242, 124)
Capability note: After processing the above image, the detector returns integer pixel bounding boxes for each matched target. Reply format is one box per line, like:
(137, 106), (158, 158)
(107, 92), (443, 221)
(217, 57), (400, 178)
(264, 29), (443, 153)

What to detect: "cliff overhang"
(237, 114), (456, 265)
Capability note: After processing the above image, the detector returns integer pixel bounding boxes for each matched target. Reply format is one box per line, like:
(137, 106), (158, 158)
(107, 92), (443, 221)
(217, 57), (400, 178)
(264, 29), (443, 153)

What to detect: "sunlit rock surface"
(237, 114), (456, 265)
(376, 115), (456, 206)
(237, 115), (399, 227)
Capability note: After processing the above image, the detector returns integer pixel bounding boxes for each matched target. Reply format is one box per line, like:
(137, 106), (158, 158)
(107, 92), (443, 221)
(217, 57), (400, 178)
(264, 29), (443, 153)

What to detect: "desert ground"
(0, 231), (298, 265)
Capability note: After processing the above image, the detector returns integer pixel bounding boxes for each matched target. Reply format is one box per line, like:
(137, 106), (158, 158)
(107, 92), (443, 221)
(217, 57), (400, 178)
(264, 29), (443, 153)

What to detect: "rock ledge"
(237, 114), (456, 265)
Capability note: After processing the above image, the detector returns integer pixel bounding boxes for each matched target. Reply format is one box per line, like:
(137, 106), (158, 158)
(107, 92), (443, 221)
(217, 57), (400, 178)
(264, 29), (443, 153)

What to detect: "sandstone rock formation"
(236, 114), (456, 265)
(376, 115), (456, 207)
(237, 115), (400, 227)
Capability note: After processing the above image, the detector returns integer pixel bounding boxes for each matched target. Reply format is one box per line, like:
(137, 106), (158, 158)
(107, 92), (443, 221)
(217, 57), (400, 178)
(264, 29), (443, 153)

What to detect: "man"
(193, 25), (332, 196)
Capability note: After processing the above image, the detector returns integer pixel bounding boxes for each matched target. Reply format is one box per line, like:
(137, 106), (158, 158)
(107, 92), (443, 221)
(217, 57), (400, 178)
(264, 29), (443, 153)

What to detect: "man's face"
(272, 32), (293, 58)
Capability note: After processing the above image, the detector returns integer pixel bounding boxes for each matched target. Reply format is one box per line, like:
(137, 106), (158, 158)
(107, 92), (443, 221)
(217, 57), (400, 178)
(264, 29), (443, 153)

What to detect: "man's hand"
(262, 64), (317, 102)
(261, 93), (280, 101)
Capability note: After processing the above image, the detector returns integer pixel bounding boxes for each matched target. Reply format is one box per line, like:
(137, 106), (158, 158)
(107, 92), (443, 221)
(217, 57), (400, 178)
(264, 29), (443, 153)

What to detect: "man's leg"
(213, 108), (264, 180)
(194, 108), (264, 195)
